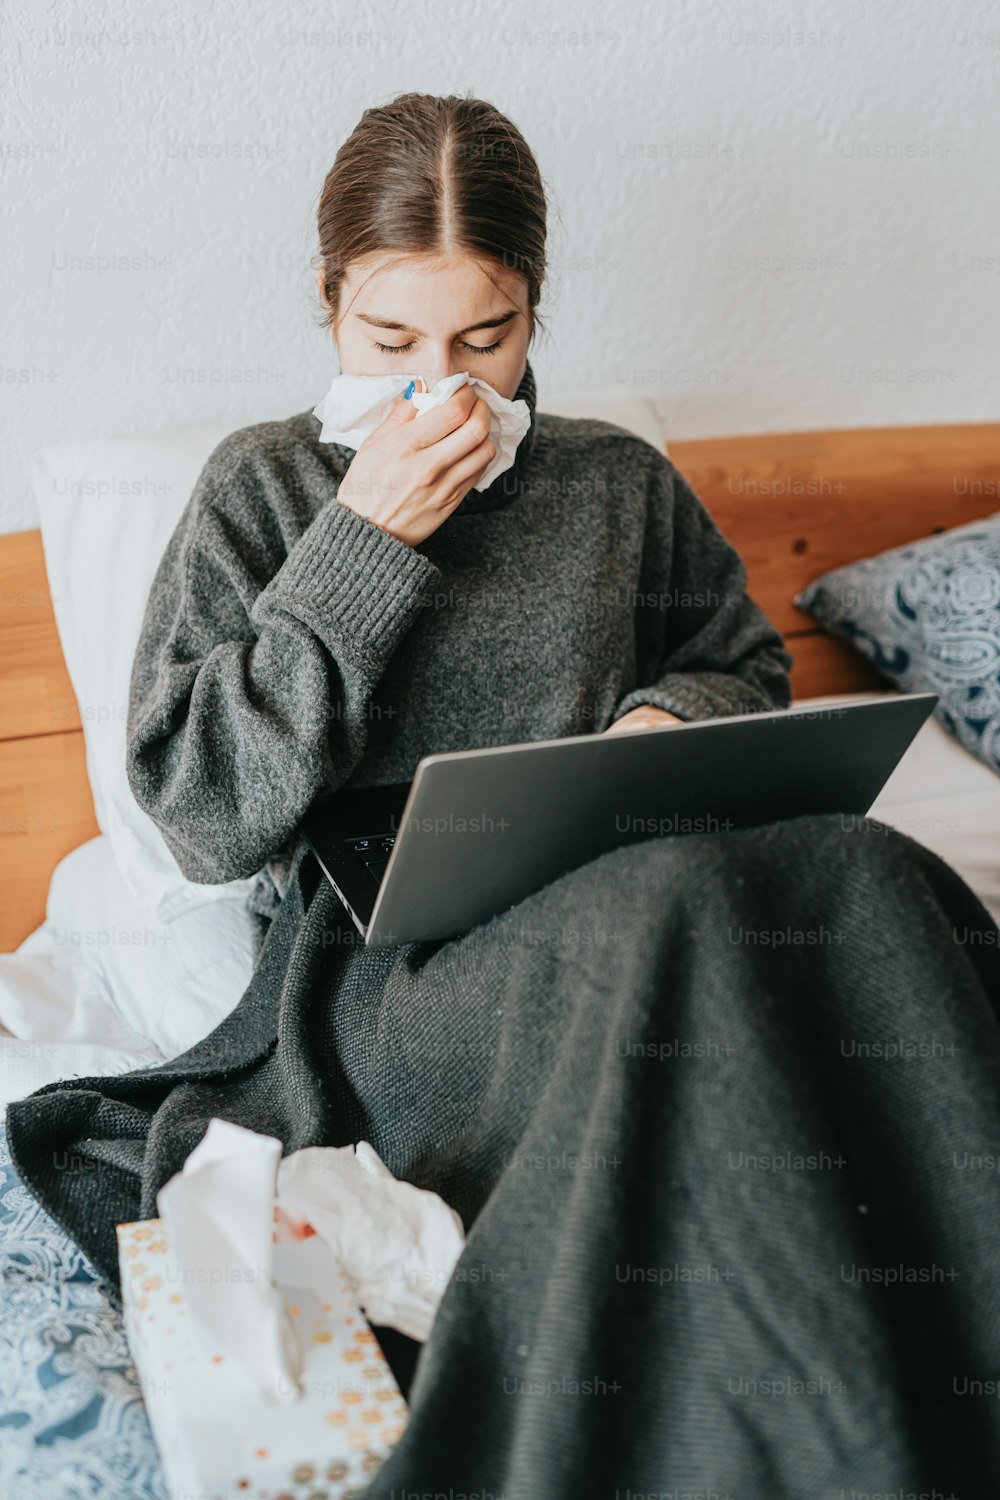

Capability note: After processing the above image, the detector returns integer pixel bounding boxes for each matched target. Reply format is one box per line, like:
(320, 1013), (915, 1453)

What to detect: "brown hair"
(313, 92), (549, 346)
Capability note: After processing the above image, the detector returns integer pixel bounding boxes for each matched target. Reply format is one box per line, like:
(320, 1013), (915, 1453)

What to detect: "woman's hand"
(334, 384), (497, 547)
(604, 706), (684, 734)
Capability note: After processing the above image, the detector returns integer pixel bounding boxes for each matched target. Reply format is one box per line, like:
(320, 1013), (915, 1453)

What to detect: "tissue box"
(117, 1217), (408, 1500)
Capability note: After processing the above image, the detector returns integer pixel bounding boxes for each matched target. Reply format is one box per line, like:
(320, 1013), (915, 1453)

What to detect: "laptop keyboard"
(345, 834), (397, 886)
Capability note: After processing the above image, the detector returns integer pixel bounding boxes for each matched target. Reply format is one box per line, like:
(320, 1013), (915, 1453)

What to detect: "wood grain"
(0, 528), (80, 741)
(669, 422), (1000, 636)
(0, 731), (100, 950)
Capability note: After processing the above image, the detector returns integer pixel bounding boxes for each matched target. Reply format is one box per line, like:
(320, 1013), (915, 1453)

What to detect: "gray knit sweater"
(125, 357), (794, 913)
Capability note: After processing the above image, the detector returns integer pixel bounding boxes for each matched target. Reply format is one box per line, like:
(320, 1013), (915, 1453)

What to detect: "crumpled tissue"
(311, 369), (531, 491)
(277, 1139), (466, 1343)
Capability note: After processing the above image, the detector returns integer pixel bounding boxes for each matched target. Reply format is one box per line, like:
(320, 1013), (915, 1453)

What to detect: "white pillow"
(539, 385), (667, 453)
(31, 390), (666, 922)
(33, 424), (249, 922)
(796, 690), (1000, 926)
(20, 832), (258, 1062)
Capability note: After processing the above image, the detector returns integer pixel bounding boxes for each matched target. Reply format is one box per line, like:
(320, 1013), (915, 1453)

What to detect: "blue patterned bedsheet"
(0, 1121), (167, 1500)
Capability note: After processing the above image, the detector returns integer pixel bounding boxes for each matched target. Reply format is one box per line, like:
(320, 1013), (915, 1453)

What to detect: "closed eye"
(373, 338), (505, 357)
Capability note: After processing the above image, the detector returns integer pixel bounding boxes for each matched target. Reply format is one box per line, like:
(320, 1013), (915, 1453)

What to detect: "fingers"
(375, 390), (420, 433)
(406, 384), (480, 451)
(414, 396), (494, 483)
(438, 431), (497, 504)
(605, 709), (683, 734)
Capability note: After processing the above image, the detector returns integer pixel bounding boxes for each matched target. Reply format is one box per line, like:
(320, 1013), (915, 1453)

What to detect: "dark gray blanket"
(7, 810), (1000, 1499)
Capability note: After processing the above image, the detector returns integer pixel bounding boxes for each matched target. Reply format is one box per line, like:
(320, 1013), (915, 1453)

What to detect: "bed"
(2, 407), (1000, 1498)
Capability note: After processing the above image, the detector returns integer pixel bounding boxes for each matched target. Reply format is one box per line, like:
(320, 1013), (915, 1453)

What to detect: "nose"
(412, 369), (449, 391)
(411, 354), (466, 389)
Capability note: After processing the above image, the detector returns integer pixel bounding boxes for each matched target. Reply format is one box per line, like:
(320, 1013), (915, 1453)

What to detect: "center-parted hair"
(314, 92), (549, 343)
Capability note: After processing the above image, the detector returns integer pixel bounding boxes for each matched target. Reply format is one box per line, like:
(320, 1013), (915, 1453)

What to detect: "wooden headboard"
(2, 420), (1000, 952)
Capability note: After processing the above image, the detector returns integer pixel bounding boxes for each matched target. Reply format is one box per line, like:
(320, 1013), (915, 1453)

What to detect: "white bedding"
(1, 690), (998, 1111)
(0, 833), (258, 1107)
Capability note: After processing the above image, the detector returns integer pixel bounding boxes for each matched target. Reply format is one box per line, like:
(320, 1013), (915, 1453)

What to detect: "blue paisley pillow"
(794, 512), (1000, 777)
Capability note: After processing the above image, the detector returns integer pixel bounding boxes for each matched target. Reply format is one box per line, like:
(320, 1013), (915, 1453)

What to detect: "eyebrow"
(355, 308), (520, 337)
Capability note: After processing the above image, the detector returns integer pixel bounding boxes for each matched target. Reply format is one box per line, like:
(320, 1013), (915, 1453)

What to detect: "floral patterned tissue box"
(117, 1217), (409, 1500)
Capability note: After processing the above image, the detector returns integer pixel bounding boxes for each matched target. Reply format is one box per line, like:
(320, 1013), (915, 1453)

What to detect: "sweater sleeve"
(610, 455), (794, 725)
(125, 436), (442, 884)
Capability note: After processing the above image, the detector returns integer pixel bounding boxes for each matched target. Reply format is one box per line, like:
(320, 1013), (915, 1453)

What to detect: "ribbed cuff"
(612, 676), (765, 725)
(251, 499), (442, 677)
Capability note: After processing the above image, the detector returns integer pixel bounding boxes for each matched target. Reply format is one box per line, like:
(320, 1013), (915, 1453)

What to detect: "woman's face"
(326, 252), (531, 400)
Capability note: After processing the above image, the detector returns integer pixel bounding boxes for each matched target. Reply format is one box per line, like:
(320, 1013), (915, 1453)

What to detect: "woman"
(7, 93), (1000, 1499)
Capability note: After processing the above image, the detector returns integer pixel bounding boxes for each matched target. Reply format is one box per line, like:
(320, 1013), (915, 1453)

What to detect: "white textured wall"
(2, 0), (998, 533)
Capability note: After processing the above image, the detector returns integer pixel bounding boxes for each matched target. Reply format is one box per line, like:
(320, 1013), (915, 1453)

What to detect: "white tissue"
(277, 1140), (466, 1343)
(311, 369), (531, 491)
(156, 1118), (304, 1405)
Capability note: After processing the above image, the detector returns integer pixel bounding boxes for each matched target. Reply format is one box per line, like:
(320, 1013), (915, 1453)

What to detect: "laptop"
(301, 692), (938, 948)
